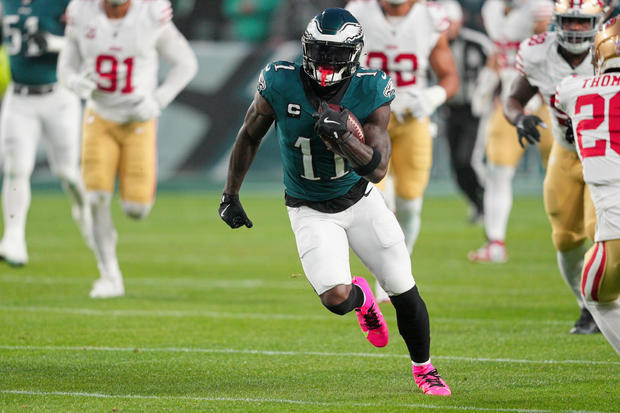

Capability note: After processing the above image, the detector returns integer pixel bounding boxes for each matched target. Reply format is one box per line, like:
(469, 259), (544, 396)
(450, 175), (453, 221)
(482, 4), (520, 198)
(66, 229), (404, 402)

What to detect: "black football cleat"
(569, 307), (600, 335)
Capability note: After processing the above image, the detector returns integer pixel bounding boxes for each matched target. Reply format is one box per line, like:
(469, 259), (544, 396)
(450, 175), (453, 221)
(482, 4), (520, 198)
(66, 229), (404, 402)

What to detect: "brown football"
(325, 103), (365, 144)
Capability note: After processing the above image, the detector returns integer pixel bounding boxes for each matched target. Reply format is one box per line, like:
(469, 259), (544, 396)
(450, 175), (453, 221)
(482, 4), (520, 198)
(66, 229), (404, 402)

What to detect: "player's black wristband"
(353, 147), (381, 176)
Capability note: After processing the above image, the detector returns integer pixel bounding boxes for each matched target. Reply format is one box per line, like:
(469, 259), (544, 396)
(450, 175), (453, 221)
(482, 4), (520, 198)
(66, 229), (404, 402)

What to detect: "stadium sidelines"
(1, 389), (596, 413)
(0, 304), (585, 326)
(0, 345), (617, 366)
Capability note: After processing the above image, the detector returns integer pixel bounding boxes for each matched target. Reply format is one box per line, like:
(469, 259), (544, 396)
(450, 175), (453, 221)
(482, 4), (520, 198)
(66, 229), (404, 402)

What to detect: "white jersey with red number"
(516, 31), (592, 152)
(66, 0), (173, 122)
(346, 0), (448, 93)
(482, 0), (553, 101)
(556, 74), (620, 241)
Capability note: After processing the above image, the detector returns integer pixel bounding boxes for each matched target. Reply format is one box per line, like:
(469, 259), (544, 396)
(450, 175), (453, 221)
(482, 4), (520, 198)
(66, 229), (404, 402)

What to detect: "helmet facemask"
(302, 40), (362, 87)
(554, 0), (604, 54)
(301, 8), (364, 87)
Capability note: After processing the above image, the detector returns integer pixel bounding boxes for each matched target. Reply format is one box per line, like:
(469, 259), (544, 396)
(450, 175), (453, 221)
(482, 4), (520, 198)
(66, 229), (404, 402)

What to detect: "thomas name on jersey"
(579, 73), (620, 88)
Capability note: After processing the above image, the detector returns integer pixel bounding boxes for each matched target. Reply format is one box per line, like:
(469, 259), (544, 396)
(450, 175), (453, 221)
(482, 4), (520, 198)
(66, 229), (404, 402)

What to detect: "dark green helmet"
(301, 8), (364, 87)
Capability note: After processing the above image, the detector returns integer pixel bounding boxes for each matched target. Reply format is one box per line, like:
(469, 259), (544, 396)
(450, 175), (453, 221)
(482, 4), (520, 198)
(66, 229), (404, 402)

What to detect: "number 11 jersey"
(65, 0), (172, 122)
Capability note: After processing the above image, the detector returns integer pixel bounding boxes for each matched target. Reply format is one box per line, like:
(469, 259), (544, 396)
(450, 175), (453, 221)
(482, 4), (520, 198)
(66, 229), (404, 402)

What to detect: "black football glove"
(515, 113), (546, 148)
(312, 101), (350, 142)
(218, 193), (253, 229)
(564, 118), (575, 145)
(25, 31), (48, 57)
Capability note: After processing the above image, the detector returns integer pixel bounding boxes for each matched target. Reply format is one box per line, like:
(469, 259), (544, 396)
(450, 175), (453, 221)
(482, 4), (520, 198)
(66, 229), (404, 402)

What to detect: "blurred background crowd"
(171, 0), (485, 43)
(16, 0), (546, 202)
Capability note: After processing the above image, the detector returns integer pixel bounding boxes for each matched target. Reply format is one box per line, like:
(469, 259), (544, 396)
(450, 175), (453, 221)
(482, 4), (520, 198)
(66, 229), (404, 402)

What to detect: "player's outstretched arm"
(219, 92), (275, 229)
(504, 74), (539, 124)
(504, 74), (546, 147)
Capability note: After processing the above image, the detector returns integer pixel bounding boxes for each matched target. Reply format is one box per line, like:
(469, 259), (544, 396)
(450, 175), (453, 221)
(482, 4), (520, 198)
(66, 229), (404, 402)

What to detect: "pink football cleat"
(413, 363), (451, 396)
(468, 240), (507, 263)
(352, 276), (389, 347)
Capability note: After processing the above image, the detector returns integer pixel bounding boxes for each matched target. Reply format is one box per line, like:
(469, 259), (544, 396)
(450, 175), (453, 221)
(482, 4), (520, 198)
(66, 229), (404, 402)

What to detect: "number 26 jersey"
(65, 0), (172, 122)
(556, 74), (620, 241)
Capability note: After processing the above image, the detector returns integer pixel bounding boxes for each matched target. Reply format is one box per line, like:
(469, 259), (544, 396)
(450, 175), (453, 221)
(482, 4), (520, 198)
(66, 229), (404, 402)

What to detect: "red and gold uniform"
(58, 0), (197, 298)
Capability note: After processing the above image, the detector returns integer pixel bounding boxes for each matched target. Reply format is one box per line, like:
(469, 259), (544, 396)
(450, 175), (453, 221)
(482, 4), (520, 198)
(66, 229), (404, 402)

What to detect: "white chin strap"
(108, 0), (129, 5)
(386, 0), (409, 4)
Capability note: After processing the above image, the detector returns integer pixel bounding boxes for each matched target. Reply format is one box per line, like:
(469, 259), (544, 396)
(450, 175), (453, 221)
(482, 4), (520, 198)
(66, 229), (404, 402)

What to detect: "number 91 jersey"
(258, 61), (394, 202)
(346, 0), (448, 93)
(65, 0), (172, 122)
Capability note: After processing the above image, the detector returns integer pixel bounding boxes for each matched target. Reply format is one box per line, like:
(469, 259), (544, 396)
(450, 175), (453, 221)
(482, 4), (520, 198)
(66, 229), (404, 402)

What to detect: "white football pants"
(288, 182), (416, 296)
(484, 163), (515, 241)
(0, 85), (82, 245)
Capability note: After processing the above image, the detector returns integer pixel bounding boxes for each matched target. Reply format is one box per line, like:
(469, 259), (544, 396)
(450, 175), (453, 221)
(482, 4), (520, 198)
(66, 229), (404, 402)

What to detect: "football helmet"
(592, 18), (620, 74)
(301, 8), (364, 87)
(553, 0), (605, 54)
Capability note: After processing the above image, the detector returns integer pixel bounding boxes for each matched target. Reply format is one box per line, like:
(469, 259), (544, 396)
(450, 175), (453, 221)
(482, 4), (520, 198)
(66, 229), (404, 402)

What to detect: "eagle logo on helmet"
(301, 8), (364, 87)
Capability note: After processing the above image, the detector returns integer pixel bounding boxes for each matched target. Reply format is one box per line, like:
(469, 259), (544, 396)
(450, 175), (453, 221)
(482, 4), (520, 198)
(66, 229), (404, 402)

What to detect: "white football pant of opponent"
(0, 84), (92, 266)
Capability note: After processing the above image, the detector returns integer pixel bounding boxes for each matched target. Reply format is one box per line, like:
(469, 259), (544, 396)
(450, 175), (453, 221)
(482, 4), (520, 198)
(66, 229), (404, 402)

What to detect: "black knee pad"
(324, 284), (363, 315)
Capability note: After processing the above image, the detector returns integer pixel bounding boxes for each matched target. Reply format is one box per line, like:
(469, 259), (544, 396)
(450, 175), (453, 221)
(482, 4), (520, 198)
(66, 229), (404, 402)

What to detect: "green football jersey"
(1, 0), (70, 85)
(258, 61), (394, 202)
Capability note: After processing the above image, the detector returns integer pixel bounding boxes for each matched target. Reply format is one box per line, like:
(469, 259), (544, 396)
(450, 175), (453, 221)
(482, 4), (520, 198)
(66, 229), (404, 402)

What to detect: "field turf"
(0, 192), (618, 412)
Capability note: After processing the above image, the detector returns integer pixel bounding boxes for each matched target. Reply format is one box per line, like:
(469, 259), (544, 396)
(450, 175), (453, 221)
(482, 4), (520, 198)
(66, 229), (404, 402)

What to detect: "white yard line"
(0, 305), (327, 320)
(0, 274), (573, 296)
(0, 389), (604, 413)
(0, 305), (576, 325)
(0, 345), (618, 366)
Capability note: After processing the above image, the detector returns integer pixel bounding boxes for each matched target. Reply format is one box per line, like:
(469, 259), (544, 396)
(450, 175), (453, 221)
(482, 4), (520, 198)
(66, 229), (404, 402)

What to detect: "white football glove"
(390, 86), (447, 122)
(130, 95), (162, 122)
(67, 71), (97, 100)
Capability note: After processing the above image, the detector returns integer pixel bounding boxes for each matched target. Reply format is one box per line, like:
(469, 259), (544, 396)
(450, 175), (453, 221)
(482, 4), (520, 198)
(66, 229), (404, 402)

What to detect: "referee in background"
(439, 0), (492, 224)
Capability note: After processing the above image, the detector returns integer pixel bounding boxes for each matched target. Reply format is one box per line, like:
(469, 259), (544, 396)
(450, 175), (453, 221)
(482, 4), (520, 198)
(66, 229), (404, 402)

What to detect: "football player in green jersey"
(219, 8), (451, 396)
(0, 0), (92, 265)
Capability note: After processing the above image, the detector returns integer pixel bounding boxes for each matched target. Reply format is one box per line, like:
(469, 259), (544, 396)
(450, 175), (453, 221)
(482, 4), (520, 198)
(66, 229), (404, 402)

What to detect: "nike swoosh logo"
(323, 118), (340, 125)
(364, 187), (372, 197)
(220, 204), (230, 217)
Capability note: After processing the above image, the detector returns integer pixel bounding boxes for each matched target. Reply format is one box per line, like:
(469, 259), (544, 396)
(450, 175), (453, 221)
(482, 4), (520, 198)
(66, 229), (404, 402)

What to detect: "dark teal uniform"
(1, 0), (70, 85)
(258, 61), (394, 202)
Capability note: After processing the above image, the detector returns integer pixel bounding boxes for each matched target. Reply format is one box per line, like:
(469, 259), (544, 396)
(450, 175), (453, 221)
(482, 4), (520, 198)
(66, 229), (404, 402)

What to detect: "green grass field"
(0, 191), (618, 412)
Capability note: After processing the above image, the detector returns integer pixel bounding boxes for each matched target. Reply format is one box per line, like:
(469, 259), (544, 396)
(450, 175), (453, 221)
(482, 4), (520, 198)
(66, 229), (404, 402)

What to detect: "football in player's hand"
(320, 103), (365, 144)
